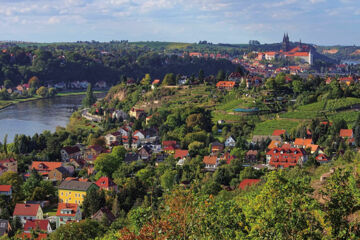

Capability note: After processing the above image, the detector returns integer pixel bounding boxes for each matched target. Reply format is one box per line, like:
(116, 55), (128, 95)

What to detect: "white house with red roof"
(55, 203), (81, 228)
(133, 130), (145, 140)
(105, 132), (122, 146)
(24, 219), (52, 233)
(95, 176), (118, 192)
(203, 156), (219, 171)
(13, 203), (43, 225)
(30, 162), (63, 178)
(0, 185), (12, 197)
(340, 129), (355, 145)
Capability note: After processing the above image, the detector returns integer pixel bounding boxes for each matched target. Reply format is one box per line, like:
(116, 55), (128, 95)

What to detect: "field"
(253, 119), (303, 135)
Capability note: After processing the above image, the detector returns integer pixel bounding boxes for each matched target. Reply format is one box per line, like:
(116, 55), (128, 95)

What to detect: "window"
(61, 192), (63, 196)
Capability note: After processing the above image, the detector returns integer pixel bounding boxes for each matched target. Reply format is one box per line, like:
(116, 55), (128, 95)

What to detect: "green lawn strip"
(253, 119), (302, 135)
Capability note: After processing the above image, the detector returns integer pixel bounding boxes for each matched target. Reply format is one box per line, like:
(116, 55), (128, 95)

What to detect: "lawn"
(279, 111), (319, 119)
(253, 119), (303, 135)
(43, 205), (58, 217)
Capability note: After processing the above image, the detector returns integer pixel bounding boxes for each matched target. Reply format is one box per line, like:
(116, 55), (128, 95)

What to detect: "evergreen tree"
(82, 83), (97, 107)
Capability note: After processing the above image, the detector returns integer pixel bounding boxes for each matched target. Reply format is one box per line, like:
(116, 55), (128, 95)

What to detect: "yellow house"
(58, 180), (99, 205)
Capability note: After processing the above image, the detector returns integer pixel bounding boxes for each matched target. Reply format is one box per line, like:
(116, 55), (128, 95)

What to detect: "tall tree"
(82, 83), (97, 107)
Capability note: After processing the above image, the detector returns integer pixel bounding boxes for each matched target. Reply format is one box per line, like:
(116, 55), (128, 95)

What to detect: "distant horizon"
(1, 0), (360, 46)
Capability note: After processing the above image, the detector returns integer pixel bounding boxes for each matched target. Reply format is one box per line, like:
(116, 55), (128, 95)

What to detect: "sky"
(0, 0), (360, 45)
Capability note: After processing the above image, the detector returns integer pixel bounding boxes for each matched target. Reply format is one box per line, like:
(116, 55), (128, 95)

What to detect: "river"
(0, 93), (105, 143)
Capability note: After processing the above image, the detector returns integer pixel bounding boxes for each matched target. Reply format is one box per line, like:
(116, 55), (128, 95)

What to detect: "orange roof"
(152, 79), (160, 85)
(272, 129), (286, 136)
(31, 161), (62, 172)
(216, 81), (236, 88)
(56, 203), (79, 217)
(0, 185), (11, 192)
(305, 144), (319, 152)
(286, 52), (309, 57)
(294, 138), (312, 146)
(238, 179), (260, 190)
(264, 51), (277, 56)
(24, 220), (50, 232)
(340, 129), (353, 138)
(268, 140), (281, 149)
(203, 156), (217, 165)
(174, 149), (189, 159)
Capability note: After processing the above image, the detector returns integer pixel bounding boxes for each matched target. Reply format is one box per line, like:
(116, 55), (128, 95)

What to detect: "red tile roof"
(266, 147), (306, 168)
(152, 79), (160, 85)
(62, 146), (81, 154)
(0, 185), (11, 192)
(162, 141), (176, 147)
(216, 81), (236, 88)
(316, 154), (329, 162)
(272, 129), (286, 136)
(24, 220), (49, 232)
(268, 140), (281, 149)
(294, 138), (312, 146)
(340, 129), (353, 138)
(56, 203), (78, 217)
(31, 161), (62, 172)
(95, 176), (116, 189)
(238, 179), (260, 190)
(203, 156), (217, 165)
(174, 149), (189, 159)
(13, 204), (40, 217)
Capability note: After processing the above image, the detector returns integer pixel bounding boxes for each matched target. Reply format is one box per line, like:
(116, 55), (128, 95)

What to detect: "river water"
(0, 93), (105, 143)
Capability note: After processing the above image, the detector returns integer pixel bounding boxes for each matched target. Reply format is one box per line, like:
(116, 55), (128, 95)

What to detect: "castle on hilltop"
(259, 33), (313, 65)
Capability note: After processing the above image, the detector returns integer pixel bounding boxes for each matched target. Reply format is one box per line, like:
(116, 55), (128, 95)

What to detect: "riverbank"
(0, 90), (107, 111)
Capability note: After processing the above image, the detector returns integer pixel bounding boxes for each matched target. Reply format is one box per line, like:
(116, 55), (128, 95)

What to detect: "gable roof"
(62, 146), (81, 154)
(268, 140), (281, 149)
(340, 129), (353, 138)
(294, 138), (312, 146)
(31, 161), (62, 172)
(272, 129), (286, 136)
(24, 220), (49, 232)
(92, 207), (115, 222)
(238, 179), (261, 190)
(56, 203), (79, 217)
(216, 81), (236, 88)
(13, 203), (40, 216)
(0, 185), (11, 192)
(203, 156), (218, 165)
(58, 180), (96, 192)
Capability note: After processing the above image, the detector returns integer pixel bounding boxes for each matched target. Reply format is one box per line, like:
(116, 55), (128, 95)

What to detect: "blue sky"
(0, 0), (359, 45)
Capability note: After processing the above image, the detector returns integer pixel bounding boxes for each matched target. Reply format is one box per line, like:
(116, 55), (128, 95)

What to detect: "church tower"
(282, 33), (290, 52)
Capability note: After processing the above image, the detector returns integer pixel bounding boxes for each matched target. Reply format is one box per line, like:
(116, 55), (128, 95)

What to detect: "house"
(95, 177), (118, 192)
(224, 136), (236, 148)
(316, 154), (330, 164)
(84, 145), (106, 164)
(245, 150), (258, 163)
(211, 142), (224, 153)
(105, 132), (122, 146)
(24, 219), (52, 233)
(122, 136), (141, 150)
(146, 115), (153, 125)
(30, 162), (63, 178)
(13, 203), (43, 225)
(60, 146), (82, 162)
(56, 203), (82, 228)
(203, 156), (219, 171)
(151, 79), (160, 90)
(0, 185), (12, 197)
(228, 72), (243, 82)
(162, 141), (177, 154)
(133, 130), (145, 140)
(124, 153), (141, 163)
(138, 146), (152, 160)
(266, 146), (308, 168)
(112, 110), (129, 120)
(48, 167), (71, 182)
(238, 179), (261, 190)
(340, 129), (355, 145)
(174, 149), (189, 166)
(58, 180), (99, 205)
(293, 138), (313, 148)
(91, 207), (115, 224)
(0, 158), (17, 173)
(0, 220), (11, 236)
(267, 140), (281, 150)
(216, 81), (236, 90)
(305, 144), (321, 154)
(129, 108), (146, 119)
(272, 129), (286, 137)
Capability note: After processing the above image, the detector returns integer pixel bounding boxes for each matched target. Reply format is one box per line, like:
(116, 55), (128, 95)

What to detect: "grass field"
(253, 119), (303, 135)
(279, 111), (319, 119)
(216, 98), (255, 112)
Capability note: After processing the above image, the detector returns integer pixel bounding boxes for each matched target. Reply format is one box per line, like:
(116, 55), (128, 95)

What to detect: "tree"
(140, 74), (151, 85)
(22, 169), (42, 200)
(49, 219), (105, 240)
(94, 146), (126, 177)
(82, 83), (97, 107)
(216, 69), (225, 81)
(162, 73), (176, 86)
(36, 86), (48, 97)
(48, 87), (56, 97)
(28, 76), (40, 88)
(2, 134), (7, 156)
(3, 80), (12, 89)
(82, 188), (106, 218)
(160, 169), (177, 191)
(198, 69), (204, 83)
